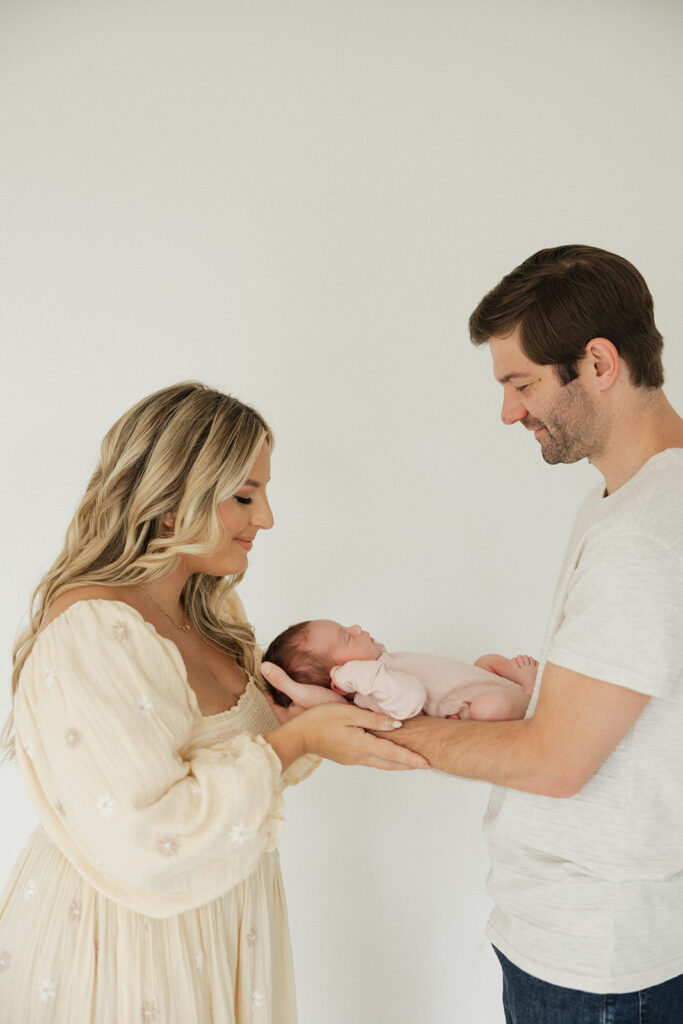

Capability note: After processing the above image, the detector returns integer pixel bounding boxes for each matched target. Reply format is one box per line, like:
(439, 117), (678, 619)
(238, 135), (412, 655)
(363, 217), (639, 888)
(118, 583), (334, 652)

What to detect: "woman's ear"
(584, 337), (619, 391)
(162, 512), (176, 531)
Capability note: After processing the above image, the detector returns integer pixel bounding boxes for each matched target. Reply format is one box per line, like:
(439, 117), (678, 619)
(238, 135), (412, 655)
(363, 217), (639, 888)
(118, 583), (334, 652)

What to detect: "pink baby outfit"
(330, 650), (523, 720)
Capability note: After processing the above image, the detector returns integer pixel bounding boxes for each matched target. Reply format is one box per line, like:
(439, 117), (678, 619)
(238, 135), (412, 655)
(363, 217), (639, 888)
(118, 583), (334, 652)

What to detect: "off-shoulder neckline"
(33, 597), (257, 722)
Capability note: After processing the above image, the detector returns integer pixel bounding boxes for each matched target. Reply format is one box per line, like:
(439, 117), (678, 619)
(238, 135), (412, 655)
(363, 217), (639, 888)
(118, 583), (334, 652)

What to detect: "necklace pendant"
(181, 623), (191, 632)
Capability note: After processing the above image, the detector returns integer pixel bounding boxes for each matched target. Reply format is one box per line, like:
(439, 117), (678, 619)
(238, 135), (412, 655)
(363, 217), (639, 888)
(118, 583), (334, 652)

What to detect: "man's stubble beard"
(532, 381), (607, 466)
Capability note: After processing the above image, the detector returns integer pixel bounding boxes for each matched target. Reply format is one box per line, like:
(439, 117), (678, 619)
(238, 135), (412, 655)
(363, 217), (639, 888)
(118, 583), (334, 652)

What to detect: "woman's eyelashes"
(234, 495), (253, 505)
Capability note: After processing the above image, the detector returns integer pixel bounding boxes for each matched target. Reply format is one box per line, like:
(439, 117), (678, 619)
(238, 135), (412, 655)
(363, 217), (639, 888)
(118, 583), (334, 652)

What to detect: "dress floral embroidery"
(68, 901), (82, 923)
(112, 624), (128, 641)
(65, 727), (82, 747)
(230, 823), (252, 846)
(0, 951), (11, 972)
(136, 696), (152, 717)
(96, 794), (116, 818)
(44, 667), (58, 688)
(39, 978), (56, 1002)
(22, 879), (36, 901)
(141, 1002), (157, 1021)
(156, 837), (178, 858)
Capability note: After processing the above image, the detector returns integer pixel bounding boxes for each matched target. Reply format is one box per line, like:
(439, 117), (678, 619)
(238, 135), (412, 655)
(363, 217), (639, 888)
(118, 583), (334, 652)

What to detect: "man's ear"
(584, 337), (619, 391)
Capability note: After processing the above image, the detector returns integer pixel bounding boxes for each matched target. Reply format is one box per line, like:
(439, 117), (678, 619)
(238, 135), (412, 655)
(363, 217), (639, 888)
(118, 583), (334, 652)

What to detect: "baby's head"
(263, 619), (383, 707)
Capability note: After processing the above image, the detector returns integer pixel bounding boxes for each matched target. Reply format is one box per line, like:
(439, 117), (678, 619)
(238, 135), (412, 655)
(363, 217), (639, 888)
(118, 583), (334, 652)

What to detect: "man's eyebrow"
(496, 372), (535, 385)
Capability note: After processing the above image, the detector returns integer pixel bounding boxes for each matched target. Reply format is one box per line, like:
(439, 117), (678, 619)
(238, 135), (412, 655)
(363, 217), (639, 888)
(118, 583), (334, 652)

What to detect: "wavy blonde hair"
(2, 382), (272, 760)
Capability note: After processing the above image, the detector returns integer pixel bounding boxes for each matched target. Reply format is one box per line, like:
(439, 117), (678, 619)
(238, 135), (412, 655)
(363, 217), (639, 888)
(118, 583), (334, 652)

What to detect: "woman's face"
(190, 440), (274, 577)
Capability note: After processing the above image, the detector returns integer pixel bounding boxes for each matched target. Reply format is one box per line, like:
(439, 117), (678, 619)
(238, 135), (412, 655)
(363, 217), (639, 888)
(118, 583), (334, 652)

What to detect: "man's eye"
(234, 496), (253, 505)
(516, 384), (530, 393)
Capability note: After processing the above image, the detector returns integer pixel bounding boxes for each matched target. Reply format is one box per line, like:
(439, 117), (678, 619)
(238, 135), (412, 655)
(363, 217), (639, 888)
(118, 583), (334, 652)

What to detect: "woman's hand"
(261, 661), (347, 725)
(264, 701), (430, 773)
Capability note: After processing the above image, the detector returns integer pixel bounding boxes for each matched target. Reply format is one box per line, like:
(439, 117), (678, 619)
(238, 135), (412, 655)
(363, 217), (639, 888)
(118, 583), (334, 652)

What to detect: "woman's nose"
(501, 391), (528, 426)
(349, 624), (362, 635)
(251, 497), (274, 530)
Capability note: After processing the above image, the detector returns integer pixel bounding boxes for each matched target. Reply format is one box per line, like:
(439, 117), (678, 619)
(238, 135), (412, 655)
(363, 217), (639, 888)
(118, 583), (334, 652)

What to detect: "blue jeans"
(493, 947), (683, 1024)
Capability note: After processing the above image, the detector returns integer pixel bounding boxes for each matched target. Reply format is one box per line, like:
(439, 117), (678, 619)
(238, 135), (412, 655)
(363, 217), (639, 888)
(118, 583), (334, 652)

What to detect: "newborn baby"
(263, 619), (537, 721)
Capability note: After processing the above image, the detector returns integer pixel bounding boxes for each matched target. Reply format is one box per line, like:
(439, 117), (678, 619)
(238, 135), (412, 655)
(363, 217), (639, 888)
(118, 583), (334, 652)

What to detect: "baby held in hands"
(263, 619), (538, 721)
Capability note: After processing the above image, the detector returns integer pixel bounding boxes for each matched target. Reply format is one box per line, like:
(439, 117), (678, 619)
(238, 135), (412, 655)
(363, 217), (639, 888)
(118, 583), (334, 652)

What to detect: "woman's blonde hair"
(2, 382), (272, 760)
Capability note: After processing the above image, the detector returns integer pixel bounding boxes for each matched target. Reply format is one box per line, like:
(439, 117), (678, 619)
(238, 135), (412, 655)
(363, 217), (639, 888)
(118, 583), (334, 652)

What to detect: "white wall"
(1, 2), (681, 1021)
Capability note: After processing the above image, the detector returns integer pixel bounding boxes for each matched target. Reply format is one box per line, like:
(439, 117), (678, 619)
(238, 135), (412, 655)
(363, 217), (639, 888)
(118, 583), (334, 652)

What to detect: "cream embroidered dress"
(0, 598), (318, 1023)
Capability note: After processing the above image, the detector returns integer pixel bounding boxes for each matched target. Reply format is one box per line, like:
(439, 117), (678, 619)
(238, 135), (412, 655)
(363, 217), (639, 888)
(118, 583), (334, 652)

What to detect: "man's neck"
(592, 391), (683, 494)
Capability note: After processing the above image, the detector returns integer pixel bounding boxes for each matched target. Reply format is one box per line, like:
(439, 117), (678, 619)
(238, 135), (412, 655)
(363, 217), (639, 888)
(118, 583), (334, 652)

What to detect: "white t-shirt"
(484, 448), (683, 994)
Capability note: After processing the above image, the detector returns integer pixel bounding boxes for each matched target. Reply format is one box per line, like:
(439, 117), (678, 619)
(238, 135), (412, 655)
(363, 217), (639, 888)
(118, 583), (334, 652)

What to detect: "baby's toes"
(514, 654), (538, 668)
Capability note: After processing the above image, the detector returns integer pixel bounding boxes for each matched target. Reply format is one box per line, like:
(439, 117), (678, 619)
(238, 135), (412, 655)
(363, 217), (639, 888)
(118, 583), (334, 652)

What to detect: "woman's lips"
(235, 538), (253, 550)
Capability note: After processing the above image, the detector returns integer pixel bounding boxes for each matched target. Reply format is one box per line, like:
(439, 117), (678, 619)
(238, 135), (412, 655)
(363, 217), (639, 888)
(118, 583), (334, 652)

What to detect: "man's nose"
(501, 392), (528, 426)
(349, 624), (362, 635)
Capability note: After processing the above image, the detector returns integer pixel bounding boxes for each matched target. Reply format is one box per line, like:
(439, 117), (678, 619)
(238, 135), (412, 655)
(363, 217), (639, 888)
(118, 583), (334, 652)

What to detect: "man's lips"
(523, 418), (546, 437)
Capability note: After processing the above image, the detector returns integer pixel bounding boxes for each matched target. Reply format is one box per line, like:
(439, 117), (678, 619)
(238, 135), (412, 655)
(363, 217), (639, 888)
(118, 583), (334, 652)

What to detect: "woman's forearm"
(264, 719), (307, 772)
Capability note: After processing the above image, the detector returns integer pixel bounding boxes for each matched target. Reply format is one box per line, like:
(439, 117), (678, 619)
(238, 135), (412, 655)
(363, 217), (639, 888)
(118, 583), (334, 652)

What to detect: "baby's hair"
(263, 621), (333, 707)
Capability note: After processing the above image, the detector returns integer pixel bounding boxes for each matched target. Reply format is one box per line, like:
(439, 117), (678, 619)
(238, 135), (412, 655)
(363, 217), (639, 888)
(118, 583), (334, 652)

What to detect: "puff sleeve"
(330, 659), (427, 719)
(13, 600), (286, 918)
(220, 588), (320, 787)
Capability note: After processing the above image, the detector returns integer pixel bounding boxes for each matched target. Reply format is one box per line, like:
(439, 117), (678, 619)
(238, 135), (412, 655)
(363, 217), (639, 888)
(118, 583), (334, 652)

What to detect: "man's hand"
(373, 662), (650, 797)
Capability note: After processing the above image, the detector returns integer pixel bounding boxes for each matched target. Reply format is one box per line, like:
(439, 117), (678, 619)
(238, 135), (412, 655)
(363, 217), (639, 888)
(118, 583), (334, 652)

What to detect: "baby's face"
(305, 620), (384, 667)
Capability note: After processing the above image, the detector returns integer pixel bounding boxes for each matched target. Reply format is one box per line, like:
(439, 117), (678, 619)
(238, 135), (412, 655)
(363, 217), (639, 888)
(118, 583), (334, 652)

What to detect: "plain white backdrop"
(1, 2), (682, 1021)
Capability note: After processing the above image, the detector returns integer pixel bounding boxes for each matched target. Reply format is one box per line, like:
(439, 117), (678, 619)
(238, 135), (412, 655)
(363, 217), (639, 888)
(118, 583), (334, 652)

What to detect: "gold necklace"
(137, 582), (191, 633)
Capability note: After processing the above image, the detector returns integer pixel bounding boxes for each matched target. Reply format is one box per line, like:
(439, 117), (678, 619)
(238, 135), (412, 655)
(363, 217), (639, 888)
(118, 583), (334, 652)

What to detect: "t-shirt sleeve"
(546, 529), (683, 699)
(331, 660), (427, 719)
(13, 601), (286, 917)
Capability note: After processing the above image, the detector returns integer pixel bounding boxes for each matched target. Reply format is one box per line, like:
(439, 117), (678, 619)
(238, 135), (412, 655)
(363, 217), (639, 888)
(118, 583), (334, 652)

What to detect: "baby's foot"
(509, 655), (538, 694)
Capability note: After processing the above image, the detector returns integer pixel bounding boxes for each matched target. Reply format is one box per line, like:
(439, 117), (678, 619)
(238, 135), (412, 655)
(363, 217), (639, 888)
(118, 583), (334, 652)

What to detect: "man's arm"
(383, 661), (650, 797)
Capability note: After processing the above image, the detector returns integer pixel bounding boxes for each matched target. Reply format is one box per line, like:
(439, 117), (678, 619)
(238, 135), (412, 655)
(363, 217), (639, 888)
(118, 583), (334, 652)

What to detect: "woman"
(0, 382), (424, 1022)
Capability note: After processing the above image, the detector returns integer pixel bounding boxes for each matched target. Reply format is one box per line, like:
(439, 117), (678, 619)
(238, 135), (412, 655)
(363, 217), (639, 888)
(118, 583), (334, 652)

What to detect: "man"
(390, 244), (683, 1021)
(264, 244), (683, 1023)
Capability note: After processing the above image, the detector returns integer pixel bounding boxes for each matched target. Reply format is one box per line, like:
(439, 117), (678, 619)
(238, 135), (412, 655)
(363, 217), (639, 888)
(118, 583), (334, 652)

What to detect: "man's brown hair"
(469, 245), (664, 387)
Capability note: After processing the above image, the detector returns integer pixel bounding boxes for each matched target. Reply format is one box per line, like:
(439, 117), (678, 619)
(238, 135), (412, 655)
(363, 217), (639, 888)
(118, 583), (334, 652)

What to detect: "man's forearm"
(384, 716), (571, 797)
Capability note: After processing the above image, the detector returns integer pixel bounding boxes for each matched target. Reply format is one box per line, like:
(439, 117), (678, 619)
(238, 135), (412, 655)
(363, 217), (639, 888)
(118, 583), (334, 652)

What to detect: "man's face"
(489, 327), (606, 465)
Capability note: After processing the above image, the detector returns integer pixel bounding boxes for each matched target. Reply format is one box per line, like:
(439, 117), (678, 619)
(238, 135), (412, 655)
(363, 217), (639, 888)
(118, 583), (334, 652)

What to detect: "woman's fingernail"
(391, 720), (403, 729)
